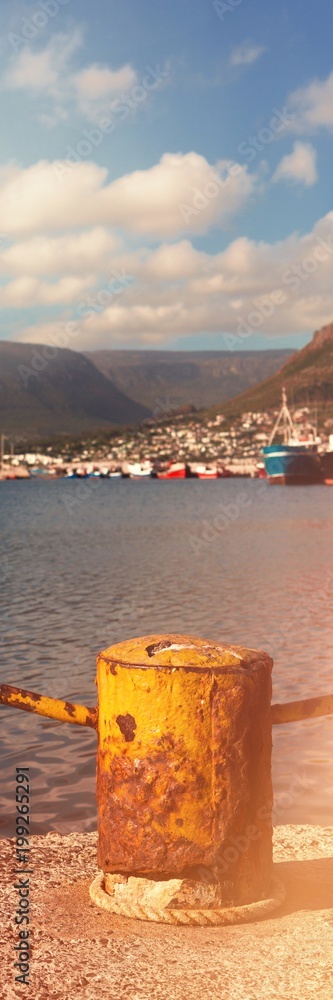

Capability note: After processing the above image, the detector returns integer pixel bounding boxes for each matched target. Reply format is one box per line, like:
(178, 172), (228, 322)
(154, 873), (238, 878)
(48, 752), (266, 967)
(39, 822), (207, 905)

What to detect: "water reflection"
(0, 478), (332, 835)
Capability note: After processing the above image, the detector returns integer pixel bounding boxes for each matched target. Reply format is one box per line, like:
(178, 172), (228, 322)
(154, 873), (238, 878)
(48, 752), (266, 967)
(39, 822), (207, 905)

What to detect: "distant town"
(1, 404), (331, 480)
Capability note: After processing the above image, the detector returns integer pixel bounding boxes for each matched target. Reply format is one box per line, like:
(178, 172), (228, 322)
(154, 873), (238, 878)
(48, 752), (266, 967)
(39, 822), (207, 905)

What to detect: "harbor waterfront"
(2, 395), (333, 482)
(0, 477), (332, 837)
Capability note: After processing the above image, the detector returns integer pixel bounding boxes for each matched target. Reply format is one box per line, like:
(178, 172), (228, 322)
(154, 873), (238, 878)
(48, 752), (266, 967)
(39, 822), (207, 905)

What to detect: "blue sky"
(0, 0), (333, 351)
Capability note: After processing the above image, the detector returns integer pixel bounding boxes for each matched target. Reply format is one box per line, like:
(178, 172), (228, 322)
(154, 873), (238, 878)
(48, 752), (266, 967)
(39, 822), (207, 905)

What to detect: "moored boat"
(262, 388), (322, 485)
(188, 463), (217, 478)
(256, 463), (267, 479)
(125, 461), (152, 479)
(156, 462), (186, 479)
(196, 465), (217, 479)
(262, 444), (322, 485)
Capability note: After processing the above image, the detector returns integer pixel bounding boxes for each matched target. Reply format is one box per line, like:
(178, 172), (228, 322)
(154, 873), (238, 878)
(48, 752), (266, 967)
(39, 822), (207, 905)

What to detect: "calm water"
(1, 478), (332, 837)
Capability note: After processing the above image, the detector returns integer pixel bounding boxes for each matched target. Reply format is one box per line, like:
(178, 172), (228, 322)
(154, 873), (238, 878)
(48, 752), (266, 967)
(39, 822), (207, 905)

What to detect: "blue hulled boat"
(262, 389), (322, 485)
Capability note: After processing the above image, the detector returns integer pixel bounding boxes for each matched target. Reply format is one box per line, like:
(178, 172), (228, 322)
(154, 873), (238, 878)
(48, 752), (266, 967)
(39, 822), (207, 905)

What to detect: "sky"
(0, 0), (333, 352)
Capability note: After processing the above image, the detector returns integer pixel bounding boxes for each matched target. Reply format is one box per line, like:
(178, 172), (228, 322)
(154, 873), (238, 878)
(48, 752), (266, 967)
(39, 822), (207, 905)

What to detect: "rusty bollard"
(2, 634), (332, 922)
(92, 633), (276, 921)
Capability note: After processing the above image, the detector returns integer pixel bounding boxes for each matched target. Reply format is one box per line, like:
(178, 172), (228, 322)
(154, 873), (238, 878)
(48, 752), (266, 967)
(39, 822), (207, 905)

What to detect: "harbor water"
(0, 477), (332, 836)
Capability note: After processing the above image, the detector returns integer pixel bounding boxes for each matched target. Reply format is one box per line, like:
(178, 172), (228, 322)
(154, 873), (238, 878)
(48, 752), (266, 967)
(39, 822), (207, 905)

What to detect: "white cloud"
(0, 275), (94, 308)
(72, 62), (140, 119)
(0, 228), (120, 276)
(2, 27), (139, 124)
(289, 70), (333, 132)
(73, 62), (136, 100)
(0, 154), (257, 238)
(229, 42), (266, 68)
(11, 211), (333, 349)
(273, 142), (318, 186)
(3, 27), (83, 98)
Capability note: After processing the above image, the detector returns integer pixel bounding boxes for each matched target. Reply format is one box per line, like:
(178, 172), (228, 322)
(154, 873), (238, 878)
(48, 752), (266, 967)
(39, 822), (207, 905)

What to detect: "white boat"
(123, 462), (152, 479)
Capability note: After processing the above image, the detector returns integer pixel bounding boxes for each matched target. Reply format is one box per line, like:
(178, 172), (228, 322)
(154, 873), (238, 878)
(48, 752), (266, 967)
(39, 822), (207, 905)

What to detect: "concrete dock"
(2, 825), (333, 999)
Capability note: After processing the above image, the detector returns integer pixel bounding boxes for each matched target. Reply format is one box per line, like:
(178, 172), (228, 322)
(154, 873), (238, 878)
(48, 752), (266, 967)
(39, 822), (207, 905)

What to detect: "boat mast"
(268, 387), (296, 445)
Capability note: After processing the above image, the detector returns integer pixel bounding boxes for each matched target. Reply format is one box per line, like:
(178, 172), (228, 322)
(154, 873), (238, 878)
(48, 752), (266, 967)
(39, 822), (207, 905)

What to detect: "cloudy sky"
(1, 0), (333, 352)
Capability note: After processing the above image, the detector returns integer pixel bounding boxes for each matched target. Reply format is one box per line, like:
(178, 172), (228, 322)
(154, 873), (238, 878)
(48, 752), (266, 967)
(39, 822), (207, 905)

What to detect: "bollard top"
(97, 633), (272, 675)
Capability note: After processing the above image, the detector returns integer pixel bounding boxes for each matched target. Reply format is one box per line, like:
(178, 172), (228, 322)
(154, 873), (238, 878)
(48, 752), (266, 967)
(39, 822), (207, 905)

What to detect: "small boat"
(30, 468), (63, 479)
(262, 388), (322, 485)
(65, 469), (89, 478)
(0, 465), (30, 480)
(156, 462), (186, 479)
(192, 464), (217, 479)
(256, 463), (267, 479)
(124, 462), (152, 479)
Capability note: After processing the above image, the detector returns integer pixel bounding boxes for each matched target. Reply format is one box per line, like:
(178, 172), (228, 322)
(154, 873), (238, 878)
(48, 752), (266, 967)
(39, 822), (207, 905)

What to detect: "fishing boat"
(262, 388), (322, 485)
(123, 461), (152, 479)
(191, 464), (217, 479)
(156, 462), (187, 479)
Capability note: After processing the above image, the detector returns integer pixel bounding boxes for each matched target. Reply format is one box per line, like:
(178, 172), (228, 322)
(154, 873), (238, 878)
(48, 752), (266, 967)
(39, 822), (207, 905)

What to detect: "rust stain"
(108, 661), (118, 676)
(0, 684), (40, 704)
(64, 701), (76, 718)
(97, 755), (208, 875)
(97, 742), (214, 875)
(1, 683), (97, 729)
(146, 640), (172, 657)
(115, 713), (137, 742)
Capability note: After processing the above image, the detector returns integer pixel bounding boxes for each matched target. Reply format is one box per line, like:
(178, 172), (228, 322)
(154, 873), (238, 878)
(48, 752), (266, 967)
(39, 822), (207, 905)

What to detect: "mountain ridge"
(85, 347), (293, 412)
(209, 322), (333, 418)
(0, 341), (151, 439)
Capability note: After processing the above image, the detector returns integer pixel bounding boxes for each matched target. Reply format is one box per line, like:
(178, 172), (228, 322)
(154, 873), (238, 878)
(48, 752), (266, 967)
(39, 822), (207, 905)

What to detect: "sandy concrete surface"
(2, 825), (333, 1000)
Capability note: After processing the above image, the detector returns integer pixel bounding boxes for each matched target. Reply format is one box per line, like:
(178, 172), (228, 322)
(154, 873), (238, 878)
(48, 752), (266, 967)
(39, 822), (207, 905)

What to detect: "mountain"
(84, 348), (293, 412)
(210, 323), (333, 419)
(0, 342), (151, 440)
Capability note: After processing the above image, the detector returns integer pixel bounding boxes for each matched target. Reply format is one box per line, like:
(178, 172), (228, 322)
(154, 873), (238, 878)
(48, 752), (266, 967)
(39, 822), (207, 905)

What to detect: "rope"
(89, 873), (285, 925)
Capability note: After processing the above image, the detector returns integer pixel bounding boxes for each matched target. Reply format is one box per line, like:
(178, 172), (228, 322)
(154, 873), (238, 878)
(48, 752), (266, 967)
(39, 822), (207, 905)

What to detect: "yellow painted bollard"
(4, 631), (332, 921)
(96, 633), (273, 906)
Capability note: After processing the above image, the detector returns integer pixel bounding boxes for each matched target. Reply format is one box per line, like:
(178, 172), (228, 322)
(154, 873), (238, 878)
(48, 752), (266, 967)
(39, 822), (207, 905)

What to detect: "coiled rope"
(89, 872), (285, 925)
